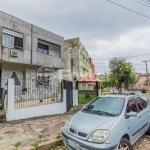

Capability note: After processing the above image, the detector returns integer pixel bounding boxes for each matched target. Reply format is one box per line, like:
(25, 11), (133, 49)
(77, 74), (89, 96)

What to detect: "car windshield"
(83, 97), (125, 116)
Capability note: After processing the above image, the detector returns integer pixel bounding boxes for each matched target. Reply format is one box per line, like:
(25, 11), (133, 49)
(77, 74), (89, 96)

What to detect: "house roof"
(75, 77), (101, 82)
(139, 73), (150, 77)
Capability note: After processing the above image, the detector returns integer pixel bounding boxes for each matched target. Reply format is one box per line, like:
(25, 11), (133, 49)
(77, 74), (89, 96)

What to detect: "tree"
(109, 58), (137, 93)
(99, 73), (118, 92)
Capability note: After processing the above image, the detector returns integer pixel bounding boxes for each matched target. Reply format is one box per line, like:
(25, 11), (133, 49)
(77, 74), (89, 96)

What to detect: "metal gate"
(64, 80), (73, 112)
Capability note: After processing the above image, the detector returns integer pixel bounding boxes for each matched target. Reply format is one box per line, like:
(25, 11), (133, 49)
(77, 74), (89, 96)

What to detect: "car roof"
(99, 94), (136, 99)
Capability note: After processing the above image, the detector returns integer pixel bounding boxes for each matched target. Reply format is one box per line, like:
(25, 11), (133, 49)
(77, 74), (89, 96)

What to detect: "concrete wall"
(63, 38), (89, 82)
(32, 25), (64, 68)
(1, 63), (63, 102)
(0, 11), (64, 69)
(0, 11), (32, 64)
(73, 90), (78, 106)
(6, 78), (67, 121)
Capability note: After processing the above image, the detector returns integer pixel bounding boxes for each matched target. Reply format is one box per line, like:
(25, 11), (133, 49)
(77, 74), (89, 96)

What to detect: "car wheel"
(118, 138), (132, 150)
(146, 124), (150, 135)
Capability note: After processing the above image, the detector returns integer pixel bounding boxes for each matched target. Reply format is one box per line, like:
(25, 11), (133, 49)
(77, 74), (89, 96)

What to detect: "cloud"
(0, 0), (150, 74)
(89, 27), (150, 74)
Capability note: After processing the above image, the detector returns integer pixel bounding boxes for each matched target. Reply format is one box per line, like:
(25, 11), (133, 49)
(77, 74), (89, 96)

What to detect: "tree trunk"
(118, 82), (122, 93)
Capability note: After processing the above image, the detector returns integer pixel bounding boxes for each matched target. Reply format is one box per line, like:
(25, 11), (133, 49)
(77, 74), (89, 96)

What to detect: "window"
(2, 34), (14, 48)
(38, 43), (48, 55)
(38, 40), (61, 57)
(37, 76), (50, 85)
(126, 99), (138, 113)
(14, 36), (23, 49)
(84, 97), (125, 116)
(49, 43), (60, 57)
(135, 98), (147, 111)
(2, 29), (23, 49)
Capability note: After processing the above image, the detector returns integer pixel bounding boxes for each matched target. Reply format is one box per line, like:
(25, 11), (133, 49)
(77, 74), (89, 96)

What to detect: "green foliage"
(85, 92), (90, 98)
(103, 88), (109, 92)
(12, 148), (18, 150)
(109, 58), (137, 93)
(79, 94), (96, 104)
(31, 137), (47, 148)
(141, 88), (147, 93)
(14, 142), (21, 148)
(56, 135), (62, 139)
(51, 145), (57, 150)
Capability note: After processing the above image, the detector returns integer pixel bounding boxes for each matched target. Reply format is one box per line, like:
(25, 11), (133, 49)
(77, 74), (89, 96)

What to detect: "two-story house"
(0, 11), (64, 103)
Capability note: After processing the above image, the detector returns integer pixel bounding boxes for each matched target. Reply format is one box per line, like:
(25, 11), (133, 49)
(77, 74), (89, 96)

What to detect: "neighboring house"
(136, 73), (150, 90)
(88, 57), (95, 90)
(0, 11), (64, 103)
(63, 38), (89, 90)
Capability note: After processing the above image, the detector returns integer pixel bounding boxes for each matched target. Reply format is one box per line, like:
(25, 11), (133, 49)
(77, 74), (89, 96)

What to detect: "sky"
(0, 0), (150, 74)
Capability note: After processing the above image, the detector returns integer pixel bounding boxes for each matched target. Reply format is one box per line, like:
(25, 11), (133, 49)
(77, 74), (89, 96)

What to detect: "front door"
(126, 98), (141, 143)
(135, 97), (149, 136)
(64, 80), (73, 112)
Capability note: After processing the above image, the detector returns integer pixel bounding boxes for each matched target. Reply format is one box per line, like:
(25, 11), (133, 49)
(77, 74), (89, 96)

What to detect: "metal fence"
(0, 79), (8, 110)
(14, 78), (60, 109)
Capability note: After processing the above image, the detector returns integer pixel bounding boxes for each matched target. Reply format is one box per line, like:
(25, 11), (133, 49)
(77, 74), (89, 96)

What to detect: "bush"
(103, 88), (109, 92)
(141, 88), (146, 93)
(85, 92), (90, 98)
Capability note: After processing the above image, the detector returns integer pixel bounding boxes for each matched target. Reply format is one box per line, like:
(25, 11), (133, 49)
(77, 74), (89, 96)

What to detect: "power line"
(134, 0), (150, 8)
(141, 0), (150, 5)
(93, 53), (150, 60)
(107, 0), (150, 18)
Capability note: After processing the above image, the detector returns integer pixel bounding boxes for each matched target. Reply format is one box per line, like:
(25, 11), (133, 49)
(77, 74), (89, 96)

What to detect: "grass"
(31, 137), (47, 148)
(56, 135), (62, 139)
(14, 142), (21, 147)
(79, 94), (96, 104)
(12, 148), (18, 150)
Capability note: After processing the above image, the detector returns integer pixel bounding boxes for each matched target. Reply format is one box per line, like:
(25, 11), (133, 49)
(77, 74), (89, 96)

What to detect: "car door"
(126, 98), (141, 143)
(135, 97), (149, 136)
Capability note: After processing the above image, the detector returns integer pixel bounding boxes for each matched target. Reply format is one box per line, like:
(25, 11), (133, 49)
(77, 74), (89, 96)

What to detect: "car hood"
(69, 111), (119, 133)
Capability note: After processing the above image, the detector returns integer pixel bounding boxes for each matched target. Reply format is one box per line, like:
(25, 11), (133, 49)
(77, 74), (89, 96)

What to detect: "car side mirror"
(82, 106), (85, 109)
(127, 111), (137, 117)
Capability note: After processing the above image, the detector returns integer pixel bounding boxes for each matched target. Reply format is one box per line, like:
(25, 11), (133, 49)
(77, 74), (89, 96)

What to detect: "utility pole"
(142, 60), (150, 92)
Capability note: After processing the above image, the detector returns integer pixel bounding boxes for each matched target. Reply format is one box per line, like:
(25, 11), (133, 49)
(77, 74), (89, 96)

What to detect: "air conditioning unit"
(10, 50), (18, 57)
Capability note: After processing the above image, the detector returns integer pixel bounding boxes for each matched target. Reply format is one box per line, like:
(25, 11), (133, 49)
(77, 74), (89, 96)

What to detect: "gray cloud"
(0, 0), (150, 74)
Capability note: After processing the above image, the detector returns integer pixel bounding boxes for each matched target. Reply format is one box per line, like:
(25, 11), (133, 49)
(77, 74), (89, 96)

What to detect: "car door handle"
(139, 117), (141, 119)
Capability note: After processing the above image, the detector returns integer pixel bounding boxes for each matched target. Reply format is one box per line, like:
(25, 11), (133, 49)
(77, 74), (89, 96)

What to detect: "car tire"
(118, 138), (132, 150)
(146, 124), (150, 135)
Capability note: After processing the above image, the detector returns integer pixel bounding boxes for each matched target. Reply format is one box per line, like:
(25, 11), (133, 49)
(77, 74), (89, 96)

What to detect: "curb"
(22, 138), (63, 150)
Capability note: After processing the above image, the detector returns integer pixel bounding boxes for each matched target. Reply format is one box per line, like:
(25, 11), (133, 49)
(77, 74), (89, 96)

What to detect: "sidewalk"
(0, 114), (71, 150)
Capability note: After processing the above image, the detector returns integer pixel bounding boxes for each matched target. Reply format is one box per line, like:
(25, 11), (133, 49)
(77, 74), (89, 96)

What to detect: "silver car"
(62, 95), (150, 150)
(129, 92), (147, 102)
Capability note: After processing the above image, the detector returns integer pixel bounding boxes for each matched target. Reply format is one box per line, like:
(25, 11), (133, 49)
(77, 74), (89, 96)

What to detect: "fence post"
(63, 89), (67, 112)
(6, 78), (15, 121)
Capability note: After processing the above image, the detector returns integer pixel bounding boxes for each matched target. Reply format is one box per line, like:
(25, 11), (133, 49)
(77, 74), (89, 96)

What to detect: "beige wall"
(63, 38), (89, 81)
(88, 57), (95, 78)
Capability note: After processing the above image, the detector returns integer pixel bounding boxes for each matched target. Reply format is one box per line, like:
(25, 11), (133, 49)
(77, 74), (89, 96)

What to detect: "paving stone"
(35, 119), (46, 122)
(42, 121), (51, 125)
(29, 121), (43, 125)
(34, 128), (44, 132)
(3, 124), (12, 127)
(13, 123), (23, 127)
(0, 123), (4, 127)
(51, 119), (59, 122)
